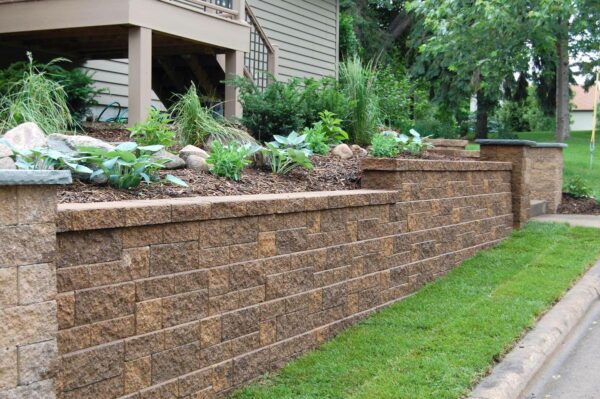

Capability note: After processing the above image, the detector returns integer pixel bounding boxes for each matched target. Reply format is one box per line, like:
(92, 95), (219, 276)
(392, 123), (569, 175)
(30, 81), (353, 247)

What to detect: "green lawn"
(231, 223), (600, 399)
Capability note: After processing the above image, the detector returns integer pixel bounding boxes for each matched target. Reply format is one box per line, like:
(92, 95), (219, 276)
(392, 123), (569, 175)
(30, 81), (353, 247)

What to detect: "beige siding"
(248, 0), (339, 80)
(84, 59), (164, 120)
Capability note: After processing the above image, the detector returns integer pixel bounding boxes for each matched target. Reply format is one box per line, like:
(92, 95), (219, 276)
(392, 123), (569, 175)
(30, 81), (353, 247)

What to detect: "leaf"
(138, 145), (164, 153)
(115, 142), (138, 152)
(165, 174), (189, 187)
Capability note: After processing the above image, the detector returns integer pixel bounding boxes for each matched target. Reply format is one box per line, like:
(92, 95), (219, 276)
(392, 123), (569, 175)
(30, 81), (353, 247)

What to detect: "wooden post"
(224, 50), (244, 119)
(128, 26), (152, 126)
(267, 43), (279, 82)
(233, 0), (246, 21)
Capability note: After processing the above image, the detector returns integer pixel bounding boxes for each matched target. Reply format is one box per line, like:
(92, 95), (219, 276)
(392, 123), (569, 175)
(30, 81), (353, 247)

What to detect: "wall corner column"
(0, 171), (71, 399)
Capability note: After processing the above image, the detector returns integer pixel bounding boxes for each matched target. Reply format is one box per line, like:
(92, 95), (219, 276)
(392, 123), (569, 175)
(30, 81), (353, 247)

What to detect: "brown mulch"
(58, 155), (363, 204)
(558, 194), (600, 215)
(82, 123), (131, 143)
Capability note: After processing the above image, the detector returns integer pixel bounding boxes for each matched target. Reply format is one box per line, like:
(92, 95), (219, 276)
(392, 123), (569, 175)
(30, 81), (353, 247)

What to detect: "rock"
(0, 157), (16, 170)
(2, 123), (47, 150)
(186, 155), (209, 172)
(0, 143), (12, 158)
(332, 144), (354, 160)
(90, 172), (108, 185)
(179, 145), (209, 160)
(150, 149), (186, 170)
(47, 134), (114, 155)
(351, 145), (368, 157)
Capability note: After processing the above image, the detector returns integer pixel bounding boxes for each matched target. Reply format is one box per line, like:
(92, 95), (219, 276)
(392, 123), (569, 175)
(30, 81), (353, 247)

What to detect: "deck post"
(128, 26), (153, 126)
(224, 50), (244, 119)
(267, 43), (280, 82)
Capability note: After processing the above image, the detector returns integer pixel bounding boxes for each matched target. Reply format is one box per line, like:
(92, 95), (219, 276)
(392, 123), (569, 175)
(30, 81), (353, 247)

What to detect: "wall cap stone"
(0, 170), (72, 186)
(361, 158), (512, 172)
(476, 139), (568, 149)
(57, 189), (398, 232)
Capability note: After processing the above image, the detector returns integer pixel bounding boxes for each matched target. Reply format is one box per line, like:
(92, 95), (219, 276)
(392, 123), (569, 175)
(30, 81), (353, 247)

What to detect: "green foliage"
(78, 142), (187, 189)
(0, 53), (73, 133)
(302, 111), (349, 154)
(262, 132), (314, 175)
(0, 55), (101, 123)
(206, 141), (260, 181)
(564, 176), (594, 198)
(231, 77), (351, 143)
(371, 132), (400, 158)
(339, 56), (380, 146)
(170, 83), (255, 146)
(371, 129), (432, 157)
(0, 139), (93, 174)
(375, 65), (414, 131)
(339, 12), (361, 60)
(129, 109), (176, 147)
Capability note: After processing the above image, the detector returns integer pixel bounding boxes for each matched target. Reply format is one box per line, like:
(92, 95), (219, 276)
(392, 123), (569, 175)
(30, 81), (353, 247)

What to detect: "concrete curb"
(467, 261), (600, 399)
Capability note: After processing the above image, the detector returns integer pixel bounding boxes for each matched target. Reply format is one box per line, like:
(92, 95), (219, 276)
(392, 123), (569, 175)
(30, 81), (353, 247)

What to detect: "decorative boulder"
(0, 143), (12, 158)
(47, 134), (114, 156)
(2, 123), (47, 150)
(332, 144), (354, 160)
(351, 145), (368, 157)
(0, 157), (16, 170)
(186, 155), (209, 172)
(179, 145), (209, 160)
(151, 149), (186, 170)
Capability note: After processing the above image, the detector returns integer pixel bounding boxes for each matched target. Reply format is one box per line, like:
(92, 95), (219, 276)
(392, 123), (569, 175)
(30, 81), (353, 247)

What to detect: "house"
(0, 0), (340, 125)
(571, 85), (598, 131)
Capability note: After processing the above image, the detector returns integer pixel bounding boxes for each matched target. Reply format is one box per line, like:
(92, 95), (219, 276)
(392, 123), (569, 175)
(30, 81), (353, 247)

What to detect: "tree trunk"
(555, 20), (570, 142)
(476, 90), (490, 139)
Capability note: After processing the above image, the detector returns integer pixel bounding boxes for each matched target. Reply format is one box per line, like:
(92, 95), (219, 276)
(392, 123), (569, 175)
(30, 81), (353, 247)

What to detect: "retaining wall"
(51, 159), (513, 398)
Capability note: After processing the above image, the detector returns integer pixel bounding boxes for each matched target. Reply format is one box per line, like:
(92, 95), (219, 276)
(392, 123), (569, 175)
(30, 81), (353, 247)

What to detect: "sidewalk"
(532, 214), (600, 229)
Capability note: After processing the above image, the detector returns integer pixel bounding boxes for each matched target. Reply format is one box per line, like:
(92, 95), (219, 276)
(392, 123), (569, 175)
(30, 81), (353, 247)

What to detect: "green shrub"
(170, 83), (255, 146)
(339, 56), (380, 146)
(0, 53), (73, 133)
(302, 111), (349, 155)
(231, 77), (352, 143)
(262, 132), (313, 174)
(564, 176), (594, 199)
(78, 142), (187, 189)
(0, 55), (101, 123)
(371, 132), (399, 158)
(376, 65), (413, 131)
(207, 141), (259, 181)
(129, 109), (176, 147)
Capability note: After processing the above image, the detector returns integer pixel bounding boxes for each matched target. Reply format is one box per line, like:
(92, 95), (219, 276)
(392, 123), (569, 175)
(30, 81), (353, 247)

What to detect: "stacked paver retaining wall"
(51, 159), (513, 398)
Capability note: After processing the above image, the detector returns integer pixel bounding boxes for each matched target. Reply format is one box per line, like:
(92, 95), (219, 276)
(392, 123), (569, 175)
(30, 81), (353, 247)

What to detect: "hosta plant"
(262, 132), (313, 175)
(5, 145), (93, 175)
(77, 142), (187, 189)
(207, 141), (261, 181)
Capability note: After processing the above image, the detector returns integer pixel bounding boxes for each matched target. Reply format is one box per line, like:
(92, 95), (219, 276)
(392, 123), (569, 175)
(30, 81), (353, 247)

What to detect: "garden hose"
(97, 102), (128, 124)
(591, 70), (599, 170)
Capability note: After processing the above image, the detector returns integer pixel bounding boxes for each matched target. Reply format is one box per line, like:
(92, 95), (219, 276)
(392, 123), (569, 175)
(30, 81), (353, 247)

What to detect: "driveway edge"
(467, 260), (600, 399)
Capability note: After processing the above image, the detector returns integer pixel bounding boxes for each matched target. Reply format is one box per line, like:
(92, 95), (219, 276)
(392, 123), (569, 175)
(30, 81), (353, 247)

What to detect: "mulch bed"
(558, 193), (600, 215)
(81, 123), (131, 143)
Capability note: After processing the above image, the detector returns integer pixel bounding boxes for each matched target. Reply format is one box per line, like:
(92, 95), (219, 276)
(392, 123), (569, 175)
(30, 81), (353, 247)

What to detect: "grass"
(231, 222), (600, 399)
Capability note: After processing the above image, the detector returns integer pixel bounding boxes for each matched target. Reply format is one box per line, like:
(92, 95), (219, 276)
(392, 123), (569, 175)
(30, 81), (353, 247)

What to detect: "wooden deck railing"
(160, 0), (243, 20)
(244, 3), (278, 89)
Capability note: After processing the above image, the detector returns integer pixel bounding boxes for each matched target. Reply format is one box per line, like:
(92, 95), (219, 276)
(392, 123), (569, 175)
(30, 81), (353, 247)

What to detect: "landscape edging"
(468, 260), (600, 399)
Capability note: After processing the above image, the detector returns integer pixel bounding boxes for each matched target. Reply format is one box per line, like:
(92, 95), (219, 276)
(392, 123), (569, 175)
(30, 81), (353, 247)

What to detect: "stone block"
(139, 379), (178, 399)
(178, 368), (211, 397)
(124, 356), (151, 394)
(60, 342), (124, 391)
(61, 375), (123, 399)
(17, 339), (57, 385)
(151, 341), (200, 383)
(136, 299), (163, 334)
(162, 290), (208, 328)
(0, 186), (17, 226)
(57, 230), (121, 268)
(221, 307), (259, 341)
(74, 283), (135, 325)
(89, 315), (135, 346)
(0, 346), (17, 390)
(57, 326), (90, 354)
(125, 331), (165, 362)
(0, 301), (56, 348)
(200, 317), (222, 348)
(56, 292), (75, 329)
(17, 186), (56, 224)
(0, 379), (54, 399)
(149, 241), (199, 276)
(18, 263), (56, 305)
(0, 224), (56, 267)
(0, 267), (17, 306)
(164, 322), (200, 350)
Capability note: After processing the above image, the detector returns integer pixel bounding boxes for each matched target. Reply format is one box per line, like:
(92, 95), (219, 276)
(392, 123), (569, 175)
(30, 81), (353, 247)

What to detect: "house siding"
(84, 0), (339, 118)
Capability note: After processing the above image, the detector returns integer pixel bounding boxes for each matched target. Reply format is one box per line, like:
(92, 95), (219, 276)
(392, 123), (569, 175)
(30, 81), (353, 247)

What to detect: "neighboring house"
(571, 85), (597, 131)
(83, 0), (341, 121)
(0, 0), (340, 125)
